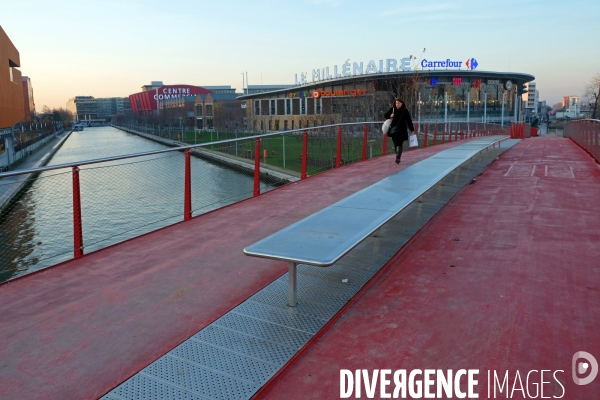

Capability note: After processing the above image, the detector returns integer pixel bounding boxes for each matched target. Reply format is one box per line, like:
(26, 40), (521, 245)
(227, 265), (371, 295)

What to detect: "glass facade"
(415, 83), (517, 122)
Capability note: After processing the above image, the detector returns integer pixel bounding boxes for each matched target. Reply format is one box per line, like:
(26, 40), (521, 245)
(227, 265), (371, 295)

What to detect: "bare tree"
(374, 49), (431, 122)
(213, 101), (246, 132)
(583, 72), (600, 119)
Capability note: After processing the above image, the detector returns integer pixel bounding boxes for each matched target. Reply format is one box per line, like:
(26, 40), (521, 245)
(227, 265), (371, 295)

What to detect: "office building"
(21, 76), (35, 121)
(66, 96), (132, 121)
(524, 82), (538, 113)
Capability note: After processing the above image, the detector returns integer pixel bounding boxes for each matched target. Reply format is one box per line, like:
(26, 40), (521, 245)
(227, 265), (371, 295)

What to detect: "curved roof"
(237, 70), (535, 100)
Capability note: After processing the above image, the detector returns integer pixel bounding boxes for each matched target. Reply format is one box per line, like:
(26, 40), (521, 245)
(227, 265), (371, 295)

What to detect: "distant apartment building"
(0, 26), (24, 130)
(537, 100), (548, 115)
(556, 96), (580, 119)
(21, 76), (35, 121)
(66, 96), (132, 121)
(523, 82), (538, 113)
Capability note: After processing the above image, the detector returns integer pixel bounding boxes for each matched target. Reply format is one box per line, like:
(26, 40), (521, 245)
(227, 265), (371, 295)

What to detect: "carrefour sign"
(421, 58), (478, 70)
(294, 57), (412, 85)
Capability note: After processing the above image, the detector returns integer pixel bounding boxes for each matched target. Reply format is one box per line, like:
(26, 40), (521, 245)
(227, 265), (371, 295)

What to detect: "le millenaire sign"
(294, 57), (480, 85)
(294, 58), (412, 85)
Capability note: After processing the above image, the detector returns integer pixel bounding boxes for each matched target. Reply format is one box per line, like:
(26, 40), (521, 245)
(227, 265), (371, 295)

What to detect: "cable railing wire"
(0, 121), (509, 282)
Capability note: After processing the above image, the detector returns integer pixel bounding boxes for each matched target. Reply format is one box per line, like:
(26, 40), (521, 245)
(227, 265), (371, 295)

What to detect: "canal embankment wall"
(113, 125), (299, 186)
(0, 129), (73, 212)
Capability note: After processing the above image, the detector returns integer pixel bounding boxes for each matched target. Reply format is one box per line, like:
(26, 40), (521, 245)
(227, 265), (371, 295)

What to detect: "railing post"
(441, 123), (446, 144)
(254, 138), (260, 196)
(454, 123), (458, 141)
(434, 123), (438, 146)
(383, 134), (388, 155)
(184, 149), (192, 221)
(413, 123), (419, 149)
(301, 130), (308, 179)
(424, 123), (429, 147)
(361, 124), (368, 161)
(596, 121), (599, 162)
(521, 123), (524, 139)
(336, 125), (342, 168)
(72, 166), (84, 258)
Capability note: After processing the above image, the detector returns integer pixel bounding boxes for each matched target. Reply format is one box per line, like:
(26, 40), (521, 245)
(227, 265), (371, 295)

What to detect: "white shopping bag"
(382, 119), (392, 134)
(409, 134), (418, 148)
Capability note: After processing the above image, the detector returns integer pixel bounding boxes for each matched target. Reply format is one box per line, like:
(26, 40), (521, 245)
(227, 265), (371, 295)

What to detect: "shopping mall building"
(238, 57), (535, 132)
(128, 81), (248, 131)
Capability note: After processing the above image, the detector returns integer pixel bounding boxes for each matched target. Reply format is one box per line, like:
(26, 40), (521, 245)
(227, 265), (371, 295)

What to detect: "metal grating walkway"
(102, 139), (519, 400)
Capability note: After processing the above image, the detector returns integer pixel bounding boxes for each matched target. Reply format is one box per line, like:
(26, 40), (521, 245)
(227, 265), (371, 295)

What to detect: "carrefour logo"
(421, 57), (478, 70)
(466, 58), (478, 70)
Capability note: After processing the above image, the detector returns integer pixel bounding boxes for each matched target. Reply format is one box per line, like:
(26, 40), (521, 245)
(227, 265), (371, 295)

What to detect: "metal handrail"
(0, 122), (379, 178)
(0, 120), (509, 178)
(0, 120), (509, 276)
(563, 119), (600, 163)
(564, 119), (600, 124)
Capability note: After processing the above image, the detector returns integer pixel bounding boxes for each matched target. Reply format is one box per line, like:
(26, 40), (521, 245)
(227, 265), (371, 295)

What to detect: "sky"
(2, 0), (599, 110)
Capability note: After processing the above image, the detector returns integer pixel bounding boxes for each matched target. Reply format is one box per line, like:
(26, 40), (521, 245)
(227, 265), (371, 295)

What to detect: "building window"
(196, 104), (203, 117)
(275, 120), (280, 130)
(206, 104), (213, 117)
(301, 98), (307, 115)
(298, 120), (302, 129)
(196, 118), (203, 129)
(284, 120), (288, 130)
(270, 100), (276, 115)
(315, 98), (322, 114)
(291, 120), (295, 130)
(254, 100), (260, 116)
(286, 99), (292, 115)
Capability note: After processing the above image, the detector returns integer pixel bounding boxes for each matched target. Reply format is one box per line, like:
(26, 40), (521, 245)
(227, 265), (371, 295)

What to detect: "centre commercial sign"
(152, 85), (210, 101)
(294, 57), (479, 85)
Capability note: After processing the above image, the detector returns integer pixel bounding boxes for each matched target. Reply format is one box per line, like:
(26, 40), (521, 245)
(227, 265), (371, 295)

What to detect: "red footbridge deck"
(1, 135), (599, 399)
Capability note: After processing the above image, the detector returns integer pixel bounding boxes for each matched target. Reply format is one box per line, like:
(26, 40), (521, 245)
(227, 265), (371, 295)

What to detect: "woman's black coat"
(384, 104), (414, 142)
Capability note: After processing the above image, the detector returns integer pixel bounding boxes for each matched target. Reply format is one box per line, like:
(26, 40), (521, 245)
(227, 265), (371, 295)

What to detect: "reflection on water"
(0, 127), (274, 282)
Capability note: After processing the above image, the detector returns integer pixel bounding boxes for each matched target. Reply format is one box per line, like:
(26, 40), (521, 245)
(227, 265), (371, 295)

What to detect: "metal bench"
(244, 137), (508, 306)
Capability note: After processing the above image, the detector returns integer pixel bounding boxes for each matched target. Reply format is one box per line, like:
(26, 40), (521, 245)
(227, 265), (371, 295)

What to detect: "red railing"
(509, 122), (533, 139)
(564, 119), (600, 164)
(0, 121), (509, 278)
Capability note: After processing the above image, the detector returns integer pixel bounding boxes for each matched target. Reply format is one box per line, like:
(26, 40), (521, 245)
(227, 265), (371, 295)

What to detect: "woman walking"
(384, 98), (414, 163)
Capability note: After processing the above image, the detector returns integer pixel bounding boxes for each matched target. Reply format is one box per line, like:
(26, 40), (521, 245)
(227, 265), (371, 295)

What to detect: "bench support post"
(288, 262), (297, 307)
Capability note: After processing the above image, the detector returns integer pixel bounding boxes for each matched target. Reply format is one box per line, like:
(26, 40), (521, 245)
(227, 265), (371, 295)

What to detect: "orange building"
(0, 26), (24, 129)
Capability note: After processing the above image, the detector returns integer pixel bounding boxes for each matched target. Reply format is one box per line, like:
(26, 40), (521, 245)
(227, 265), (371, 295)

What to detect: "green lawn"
(128, 125), (479, 176)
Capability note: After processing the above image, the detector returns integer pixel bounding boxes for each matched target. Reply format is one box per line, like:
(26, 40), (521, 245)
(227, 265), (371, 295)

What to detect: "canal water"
(0, 126), (275, 282)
